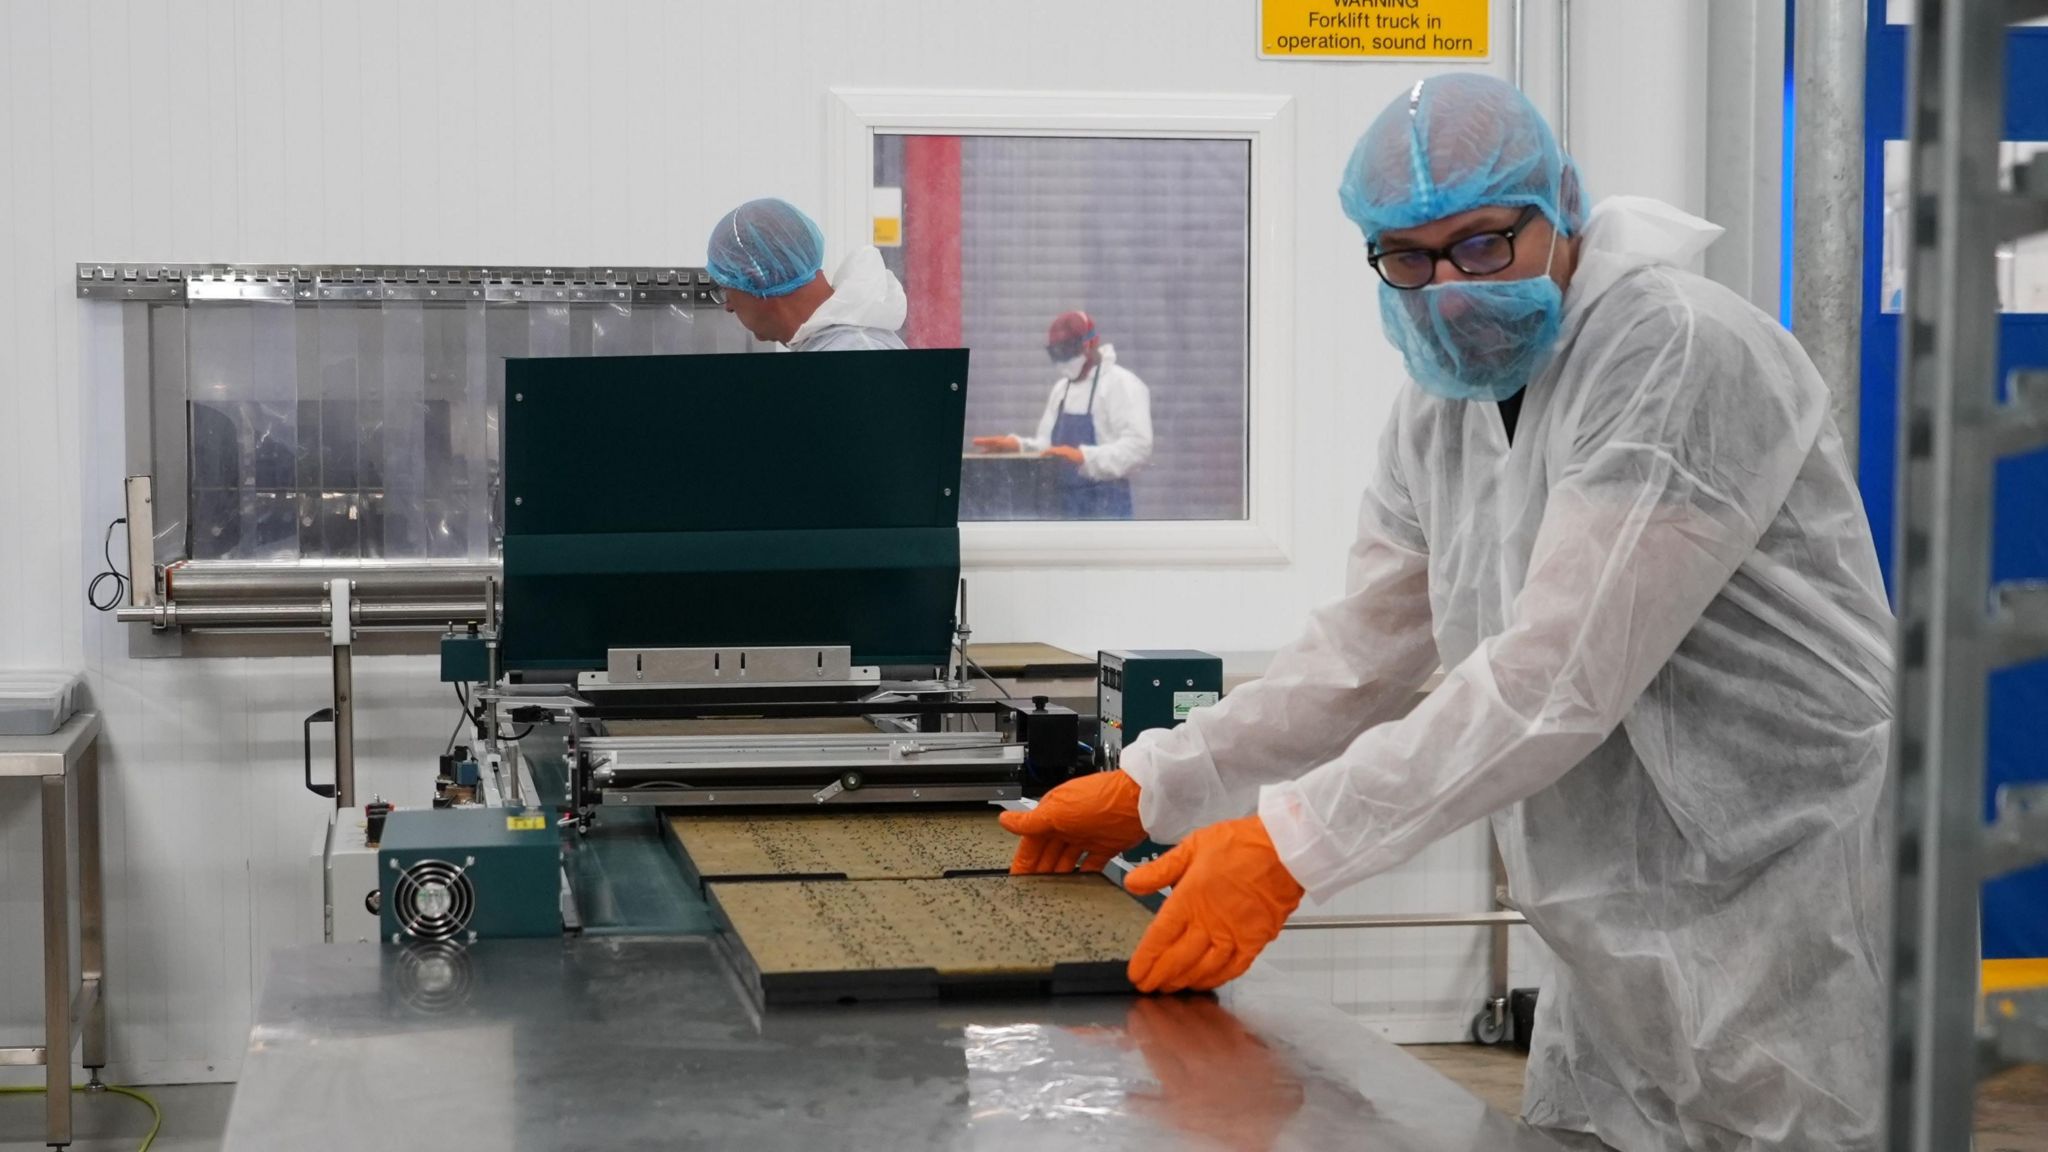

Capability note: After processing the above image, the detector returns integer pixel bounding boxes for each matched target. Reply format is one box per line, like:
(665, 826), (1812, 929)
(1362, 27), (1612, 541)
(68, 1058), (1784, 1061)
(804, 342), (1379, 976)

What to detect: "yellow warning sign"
(872, 187), (904, 249)
(1261, 0), (1489, 60)
(506, 813), (547, 832)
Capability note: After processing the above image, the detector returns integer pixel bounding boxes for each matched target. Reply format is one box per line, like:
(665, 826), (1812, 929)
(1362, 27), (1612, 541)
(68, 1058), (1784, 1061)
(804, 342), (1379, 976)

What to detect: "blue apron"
(1051, 365), (1135, 520)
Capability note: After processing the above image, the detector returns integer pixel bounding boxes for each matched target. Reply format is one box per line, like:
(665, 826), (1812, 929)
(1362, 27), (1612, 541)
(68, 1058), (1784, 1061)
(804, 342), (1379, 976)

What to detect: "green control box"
(1100, 650), (1222, 866)
(439, 632), (493, 683)
(1097, 650), (1223, 771)
(378, 808), (561, 944)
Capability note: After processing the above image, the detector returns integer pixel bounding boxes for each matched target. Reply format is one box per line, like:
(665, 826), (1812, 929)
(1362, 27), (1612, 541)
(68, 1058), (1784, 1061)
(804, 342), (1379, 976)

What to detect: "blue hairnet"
(1339, 73), (1584, 245)
(705, 198), (825, 298)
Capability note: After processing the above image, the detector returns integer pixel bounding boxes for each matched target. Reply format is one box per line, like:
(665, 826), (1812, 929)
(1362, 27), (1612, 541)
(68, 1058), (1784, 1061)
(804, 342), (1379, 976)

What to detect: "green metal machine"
(1099, 650), (1224, 866)
(500, 350), (971, 671)
(1097, 649), (1224, 769)
(355, 347), (1041, 946)
(488, 347), (1037, 818)
(378, 808), (562, 943)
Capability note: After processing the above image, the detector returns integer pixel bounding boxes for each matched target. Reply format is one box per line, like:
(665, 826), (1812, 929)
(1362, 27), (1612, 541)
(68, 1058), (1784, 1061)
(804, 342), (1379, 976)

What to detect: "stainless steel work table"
(0, 712), (107, 1149)
(224, 937), (1576, 1151)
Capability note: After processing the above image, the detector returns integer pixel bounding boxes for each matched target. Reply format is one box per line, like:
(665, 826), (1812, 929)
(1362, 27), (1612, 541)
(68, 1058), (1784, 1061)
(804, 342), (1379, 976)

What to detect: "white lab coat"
(1017, 345), (1154, 482)
(1125, 197), (1892, 1151)
(788, 247), (908, 352)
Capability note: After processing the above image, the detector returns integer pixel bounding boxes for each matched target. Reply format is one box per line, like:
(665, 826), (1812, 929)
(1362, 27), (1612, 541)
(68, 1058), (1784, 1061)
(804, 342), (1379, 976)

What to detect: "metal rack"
(1887, 2), (2048, 1148)
(1282, 836), (1526, 1045)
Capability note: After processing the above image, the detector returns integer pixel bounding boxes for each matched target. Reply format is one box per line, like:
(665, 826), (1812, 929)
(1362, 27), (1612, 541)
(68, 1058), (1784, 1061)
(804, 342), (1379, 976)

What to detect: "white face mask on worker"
(1054, 355), (1087, 380)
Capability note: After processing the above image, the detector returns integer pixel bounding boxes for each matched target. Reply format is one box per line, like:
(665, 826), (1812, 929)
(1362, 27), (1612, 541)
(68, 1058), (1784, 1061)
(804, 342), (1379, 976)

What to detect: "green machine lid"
(500, 349), (970, 670)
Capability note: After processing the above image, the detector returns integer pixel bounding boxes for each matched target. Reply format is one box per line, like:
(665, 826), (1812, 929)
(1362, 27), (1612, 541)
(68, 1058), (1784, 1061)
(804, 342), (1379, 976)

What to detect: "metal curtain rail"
(73, 263), (718, 304)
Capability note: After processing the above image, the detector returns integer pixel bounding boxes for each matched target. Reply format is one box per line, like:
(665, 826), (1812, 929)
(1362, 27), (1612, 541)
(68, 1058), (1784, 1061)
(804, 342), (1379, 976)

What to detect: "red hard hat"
(1046, 310), (1096, 348)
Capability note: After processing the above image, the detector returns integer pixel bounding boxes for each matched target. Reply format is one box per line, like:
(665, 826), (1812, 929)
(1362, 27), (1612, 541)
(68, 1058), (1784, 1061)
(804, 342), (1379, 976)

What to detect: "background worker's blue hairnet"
(1339, 73), (1585, 245)
(705, 198), (826, 298)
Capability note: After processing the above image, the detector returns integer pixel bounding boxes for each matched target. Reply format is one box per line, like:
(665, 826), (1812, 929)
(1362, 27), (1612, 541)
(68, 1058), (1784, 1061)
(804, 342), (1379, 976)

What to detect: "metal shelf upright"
(1887, 2), (2048, 1149)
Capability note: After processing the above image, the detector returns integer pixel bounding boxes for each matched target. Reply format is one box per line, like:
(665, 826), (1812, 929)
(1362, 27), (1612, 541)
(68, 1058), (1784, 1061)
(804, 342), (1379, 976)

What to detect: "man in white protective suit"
(705, 197), (908, 352)
(999, 73), (1893, 1152)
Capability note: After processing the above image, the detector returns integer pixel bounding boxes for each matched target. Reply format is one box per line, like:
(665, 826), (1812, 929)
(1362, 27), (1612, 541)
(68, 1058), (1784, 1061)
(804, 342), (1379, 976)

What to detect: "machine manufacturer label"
(1259, 0), (1489, 60)
(506, 814), (547, 831)
(1172, 692), (1220, 720)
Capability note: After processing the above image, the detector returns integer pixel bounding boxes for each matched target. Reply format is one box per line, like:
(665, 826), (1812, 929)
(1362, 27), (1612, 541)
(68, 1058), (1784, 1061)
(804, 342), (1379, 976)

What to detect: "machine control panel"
(1097, 650), (1223, 769)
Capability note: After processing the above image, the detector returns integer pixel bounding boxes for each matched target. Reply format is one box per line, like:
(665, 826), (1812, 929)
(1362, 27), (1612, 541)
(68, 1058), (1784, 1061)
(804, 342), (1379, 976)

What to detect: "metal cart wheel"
(1471, 1001), (1510, 1046)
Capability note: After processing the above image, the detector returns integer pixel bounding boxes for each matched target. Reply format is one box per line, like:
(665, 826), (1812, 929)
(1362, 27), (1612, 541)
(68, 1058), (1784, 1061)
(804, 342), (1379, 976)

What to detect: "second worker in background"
(974, 311), (1154, 519)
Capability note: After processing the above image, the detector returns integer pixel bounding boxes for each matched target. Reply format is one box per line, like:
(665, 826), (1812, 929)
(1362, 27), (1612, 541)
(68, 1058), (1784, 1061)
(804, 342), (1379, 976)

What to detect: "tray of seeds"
(666, 809), (1019, 890)
(707, 873), (1154, 1006)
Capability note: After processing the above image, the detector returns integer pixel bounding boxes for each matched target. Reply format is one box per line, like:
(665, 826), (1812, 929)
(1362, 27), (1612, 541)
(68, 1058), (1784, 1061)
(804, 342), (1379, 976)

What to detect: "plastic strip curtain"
(173, 291), (727, 563)
(145, 302), (191, 564)
(185, 302), (300, 560)
(589, 299), (700, 357)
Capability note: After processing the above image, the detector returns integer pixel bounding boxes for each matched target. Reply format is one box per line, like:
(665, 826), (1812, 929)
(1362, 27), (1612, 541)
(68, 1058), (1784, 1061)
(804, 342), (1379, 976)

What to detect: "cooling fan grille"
(392, 858), (477, 942)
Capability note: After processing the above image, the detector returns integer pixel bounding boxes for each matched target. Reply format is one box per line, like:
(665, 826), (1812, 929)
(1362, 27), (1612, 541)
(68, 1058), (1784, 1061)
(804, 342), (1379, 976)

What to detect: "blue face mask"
(1377, 233), (1566, 402)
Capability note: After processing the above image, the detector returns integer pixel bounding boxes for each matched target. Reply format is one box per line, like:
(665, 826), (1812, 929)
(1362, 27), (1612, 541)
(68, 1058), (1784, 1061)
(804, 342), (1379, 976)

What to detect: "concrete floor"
(1409, 1044), (2048, 1152)
(0, 1083), (230, 1152)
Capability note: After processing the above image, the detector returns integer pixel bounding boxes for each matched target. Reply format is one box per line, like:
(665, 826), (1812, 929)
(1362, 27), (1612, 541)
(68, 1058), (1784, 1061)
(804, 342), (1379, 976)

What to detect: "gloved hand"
(972, 435), (1022, 453)
(1124, 814), (1305, 994)
(1042, 444), (1087, 465)
(998, 770), (1147, 874)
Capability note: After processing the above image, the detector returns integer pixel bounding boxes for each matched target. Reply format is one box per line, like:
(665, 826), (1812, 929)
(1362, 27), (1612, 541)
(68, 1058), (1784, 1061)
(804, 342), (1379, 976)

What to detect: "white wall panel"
(0, 0), (1713, 1084)
(1705, 0), (1789, 313)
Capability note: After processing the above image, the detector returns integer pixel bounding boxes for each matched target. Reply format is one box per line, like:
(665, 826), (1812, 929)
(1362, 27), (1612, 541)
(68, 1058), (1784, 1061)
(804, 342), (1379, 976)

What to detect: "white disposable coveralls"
(788, 247), (909, 352)
(1016, 344), (1155, 481)
(1123, 197), (1894, 1151)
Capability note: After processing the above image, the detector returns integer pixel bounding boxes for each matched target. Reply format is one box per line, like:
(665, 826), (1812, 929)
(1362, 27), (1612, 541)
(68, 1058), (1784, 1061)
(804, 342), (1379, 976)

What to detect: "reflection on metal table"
(223, 937), (1576, 1152)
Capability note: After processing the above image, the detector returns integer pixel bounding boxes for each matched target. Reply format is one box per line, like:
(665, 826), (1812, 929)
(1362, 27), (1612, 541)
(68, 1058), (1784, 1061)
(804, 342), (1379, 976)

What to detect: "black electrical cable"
(958, 656), (1020, 734)
(443, 703), (469, 757)
(963, 655), (1014, 699)
(87, 518), (129, 612)
(455, 680), (532, 743)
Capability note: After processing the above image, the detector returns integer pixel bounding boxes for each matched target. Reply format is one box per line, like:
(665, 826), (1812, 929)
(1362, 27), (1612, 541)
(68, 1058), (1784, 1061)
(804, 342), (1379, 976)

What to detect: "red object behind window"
(902, 135), (963, 349)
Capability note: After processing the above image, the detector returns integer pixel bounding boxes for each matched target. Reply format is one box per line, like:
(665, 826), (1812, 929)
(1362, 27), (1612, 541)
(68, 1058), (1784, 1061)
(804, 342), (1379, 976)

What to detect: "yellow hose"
(0, 1082), (162, 1151)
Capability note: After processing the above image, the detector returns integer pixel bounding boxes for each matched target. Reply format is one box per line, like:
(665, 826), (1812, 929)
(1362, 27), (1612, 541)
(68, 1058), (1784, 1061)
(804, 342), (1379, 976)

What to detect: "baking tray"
(665, 808), (1017, 892)
(708, 874), (1152, 1007)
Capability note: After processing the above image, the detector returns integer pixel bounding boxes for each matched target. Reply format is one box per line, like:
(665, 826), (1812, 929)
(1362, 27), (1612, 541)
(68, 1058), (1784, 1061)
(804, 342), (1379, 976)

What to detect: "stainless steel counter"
(224, 937), (1575, 1152)
(0, 712), (108, 1148)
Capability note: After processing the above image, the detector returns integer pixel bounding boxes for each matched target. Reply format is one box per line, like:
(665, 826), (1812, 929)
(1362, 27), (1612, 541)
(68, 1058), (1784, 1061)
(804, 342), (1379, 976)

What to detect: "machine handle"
(304, 707), (337, 799)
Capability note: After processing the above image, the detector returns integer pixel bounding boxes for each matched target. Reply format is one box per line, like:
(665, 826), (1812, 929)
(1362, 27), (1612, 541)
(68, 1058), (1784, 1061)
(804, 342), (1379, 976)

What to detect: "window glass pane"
(877, 133), (1252, 523)
(1882, 138), (2048, 313)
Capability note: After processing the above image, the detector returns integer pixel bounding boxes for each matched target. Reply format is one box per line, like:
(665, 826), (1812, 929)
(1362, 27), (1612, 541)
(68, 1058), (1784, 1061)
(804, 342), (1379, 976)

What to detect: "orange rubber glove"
(1042, 444), (1087, 465)
(998, 771), (1147, 874)
(972, 435), (1022, 453)
(1124, 813), (1305, 994)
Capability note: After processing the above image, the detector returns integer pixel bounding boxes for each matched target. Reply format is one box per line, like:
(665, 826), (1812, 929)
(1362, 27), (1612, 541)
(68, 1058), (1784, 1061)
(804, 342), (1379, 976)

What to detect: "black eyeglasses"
(1368, 205), (1543, 290)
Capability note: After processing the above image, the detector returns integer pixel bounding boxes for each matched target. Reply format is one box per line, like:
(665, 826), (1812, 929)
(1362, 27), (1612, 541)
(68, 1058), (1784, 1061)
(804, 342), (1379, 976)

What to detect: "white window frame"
(826, 88), (1298, 568)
